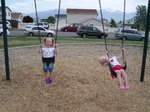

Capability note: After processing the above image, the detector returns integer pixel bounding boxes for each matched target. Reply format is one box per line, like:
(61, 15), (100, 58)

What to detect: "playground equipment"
(98, 0), (127, 77)
(1, 0), (150, 81)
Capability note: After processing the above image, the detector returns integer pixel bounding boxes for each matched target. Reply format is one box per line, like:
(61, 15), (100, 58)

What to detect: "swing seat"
(109, 61), (127, 78)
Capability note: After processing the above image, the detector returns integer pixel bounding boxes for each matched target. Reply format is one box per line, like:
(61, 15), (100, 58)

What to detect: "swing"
(99, 0), (127, 78)
(34, 0), (59, 84)
(109, 61), (127, 78)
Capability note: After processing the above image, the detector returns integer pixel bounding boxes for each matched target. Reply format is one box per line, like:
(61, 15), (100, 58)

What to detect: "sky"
(4, 0), (148, 14)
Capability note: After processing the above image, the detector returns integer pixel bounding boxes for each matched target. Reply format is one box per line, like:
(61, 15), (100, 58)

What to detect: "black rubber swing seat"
(109, 61), (127, 78)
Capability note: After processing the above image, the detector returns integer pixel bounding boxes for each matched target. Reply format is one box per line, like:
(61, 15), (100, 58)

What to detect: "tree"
(110, 18), (117, 27)
(22, 16), (33, 23)
(133, 5), (147, 30)
(131, 22), (140, 30)
(48, 16), (55, 23)
(45, 16), (55, 23)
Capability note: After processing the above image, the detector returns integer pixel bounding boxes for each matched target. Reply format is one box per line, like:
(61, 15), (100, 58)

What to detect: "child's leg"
(115, 70), (123, 85)
(115, 70), (125, 89)
(48, 63), (54, 78)
(121, 69), (129, 89)
(120, 69), (128, 83)
(43, 62), (49, 77)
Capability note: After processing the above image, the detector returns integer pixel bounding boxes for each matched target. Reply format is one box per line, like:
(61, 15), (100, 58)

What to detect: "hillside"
(25, 9), (136, 22)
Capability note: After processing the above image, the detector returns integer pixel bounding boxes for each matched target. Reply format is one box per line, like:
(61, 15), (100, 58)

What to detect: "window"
(87, 27), (93, 30)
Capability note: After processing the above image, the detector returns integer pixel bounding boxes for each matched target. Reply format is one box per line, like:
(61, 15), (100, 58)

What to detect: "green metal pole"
(1, 0), (10, 80)
(140, 0), (150, 82)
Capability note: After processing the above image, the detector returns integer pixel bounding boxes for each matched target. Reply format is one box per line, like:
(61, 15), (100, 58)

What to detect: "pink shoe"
(45, 76), (53, 84)
(118, 84), (125, 90)
(124, 83), (129, 89)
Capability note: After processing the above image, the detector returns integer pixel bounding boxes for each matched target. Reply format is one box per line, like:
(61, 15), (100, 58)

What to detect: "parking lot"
(4, 29), (149, 41)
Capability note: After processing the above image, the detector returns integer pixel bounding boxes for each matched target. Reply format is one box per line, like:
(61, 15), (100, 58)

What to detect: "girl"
(39, 37), (58, 84)
(99, 50), (129, 90)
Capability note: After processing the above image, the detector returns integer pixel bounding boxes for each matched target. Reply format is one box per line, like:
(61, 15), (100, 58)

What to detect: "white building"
(55, 8), (106, 30)
(0, 6), (12, 20)
(66, 8), (98, 24)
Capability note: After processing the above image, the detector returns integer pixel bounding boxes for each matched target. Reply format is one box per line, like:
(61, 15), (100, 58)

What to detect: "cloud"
(6, 0), (148, 14)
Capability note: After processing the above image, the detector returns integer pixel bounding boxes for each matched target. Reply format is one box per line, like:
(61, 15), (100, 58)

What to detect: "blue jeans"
(43, 62), (54, 73)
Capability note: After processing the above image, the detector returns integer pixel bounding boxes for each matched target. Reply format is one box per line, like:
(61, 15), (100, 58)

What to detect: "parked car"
(115, 28), (145, 41)
(26, 22), (49, 29)
(61, 23), (82, 32)
(0, 28), (10, 36)
(76, 25), (108, 38)
(24, 26), (56, 37)
(0, 21), (12, 29)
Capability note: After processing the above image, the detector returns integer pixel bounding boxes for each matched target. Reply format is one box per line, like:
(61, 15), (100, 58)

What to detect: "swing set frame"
(1, 0), (150, 81)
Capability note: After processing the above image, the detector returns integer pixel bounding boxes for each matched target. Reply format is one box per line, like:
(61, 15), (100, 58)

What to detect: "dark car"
(61, 23), (82, 32)
(115, 28), (145, 41)
(76, 25), (108, 38)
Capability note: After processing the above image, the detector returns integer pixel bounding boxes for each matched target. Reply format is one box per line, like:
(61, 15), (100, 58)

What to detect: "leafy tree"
(133, 5), (147, 30)
(110, 18), (117, 27)
(22, 16), (33, 23)
(48, 16), (55, 23)
(44, 16), (55, 23)
(131, 22), (140, 30)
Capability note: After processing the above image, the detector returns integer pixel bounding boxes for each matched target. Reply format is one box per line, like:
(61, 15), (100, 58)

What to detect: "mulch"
(0, 44), (150, 112)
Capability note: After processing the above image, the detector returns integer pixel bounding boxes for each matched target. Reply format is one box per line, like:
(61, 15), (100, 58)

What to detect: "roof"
(0, 6), (12, 12)
(67, 8), (98, 15)
(55, 14), (67, 18)
(11, 13), (23, 19)
(81, 18), (101, 23)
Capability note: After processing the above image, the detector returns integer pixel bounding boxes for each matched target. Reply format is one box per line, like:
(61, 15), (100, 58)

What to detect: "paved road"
(9, 29), (115, 39)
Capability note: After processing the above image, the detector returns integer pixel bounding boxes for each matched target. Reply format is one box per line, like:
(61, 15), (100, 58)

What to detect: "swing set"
(98, 0), (127, 78)
(1, 0), (150, 82)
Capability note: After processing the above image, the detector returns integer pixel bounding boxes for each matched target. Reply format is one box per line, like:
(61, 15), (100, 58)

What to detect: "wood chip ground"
(0, 44), (150, 112)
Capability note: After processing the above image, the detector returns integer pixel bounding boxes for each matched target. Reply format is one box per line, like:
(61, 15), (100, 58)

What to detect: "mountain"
(24, 9), (66, 19)
(25, 9), (136, 22)
(101, 9), (136, 22)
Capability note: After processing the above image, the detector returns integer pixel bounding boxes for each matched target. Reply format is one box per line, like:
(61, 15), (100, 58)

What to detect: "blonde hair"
(43, 37), (55, 47)
(99, 56), (108, 66)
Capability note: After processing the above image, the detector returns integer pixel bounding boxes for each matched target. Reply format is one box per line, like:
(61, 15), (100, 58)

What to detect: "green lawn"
(0, 36), (148, 49)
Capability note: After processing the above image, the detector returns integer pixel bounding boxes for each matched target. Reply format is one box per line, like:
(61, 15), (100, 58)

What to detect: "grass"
(0, 36), (149, 49)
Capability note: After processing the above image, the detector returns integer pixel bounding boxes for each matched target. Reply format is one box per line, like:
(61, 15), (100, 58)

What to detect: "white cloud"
(6, 0), (148, 14)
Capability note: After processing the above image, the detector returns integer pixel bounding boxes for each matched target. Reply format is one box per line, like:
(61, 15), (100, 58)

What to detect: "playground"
(0, 44), (150, 112)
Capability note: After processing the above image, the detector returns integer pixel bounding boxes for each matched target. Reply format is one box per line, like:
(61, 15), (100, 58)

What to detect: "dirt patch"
(0, 44), (150, 112)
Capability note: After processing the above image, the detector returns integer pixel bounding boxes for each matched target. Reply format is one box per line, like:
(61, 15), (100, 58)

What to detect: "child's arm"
(105, 50), (109, 60)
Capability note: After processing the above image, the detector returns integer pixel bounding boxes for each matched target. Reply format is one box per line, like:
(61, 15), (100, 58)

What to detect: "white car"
(0, 28), (10, 36)
(24, 26), (56, 37)
(0, 21), (12, 29)
(26, 22), (49, 29)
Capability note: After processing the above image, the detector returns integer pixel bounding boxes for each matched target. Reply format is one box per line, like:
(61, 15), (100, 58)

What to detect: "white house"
(55, 8), (108, 31)
(0, 6), (12, 20)
(80, 18), (104, 30)
(55, 14), (67, 29)
(11, 12), (23, 23)
(66, 8), (98, 24)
